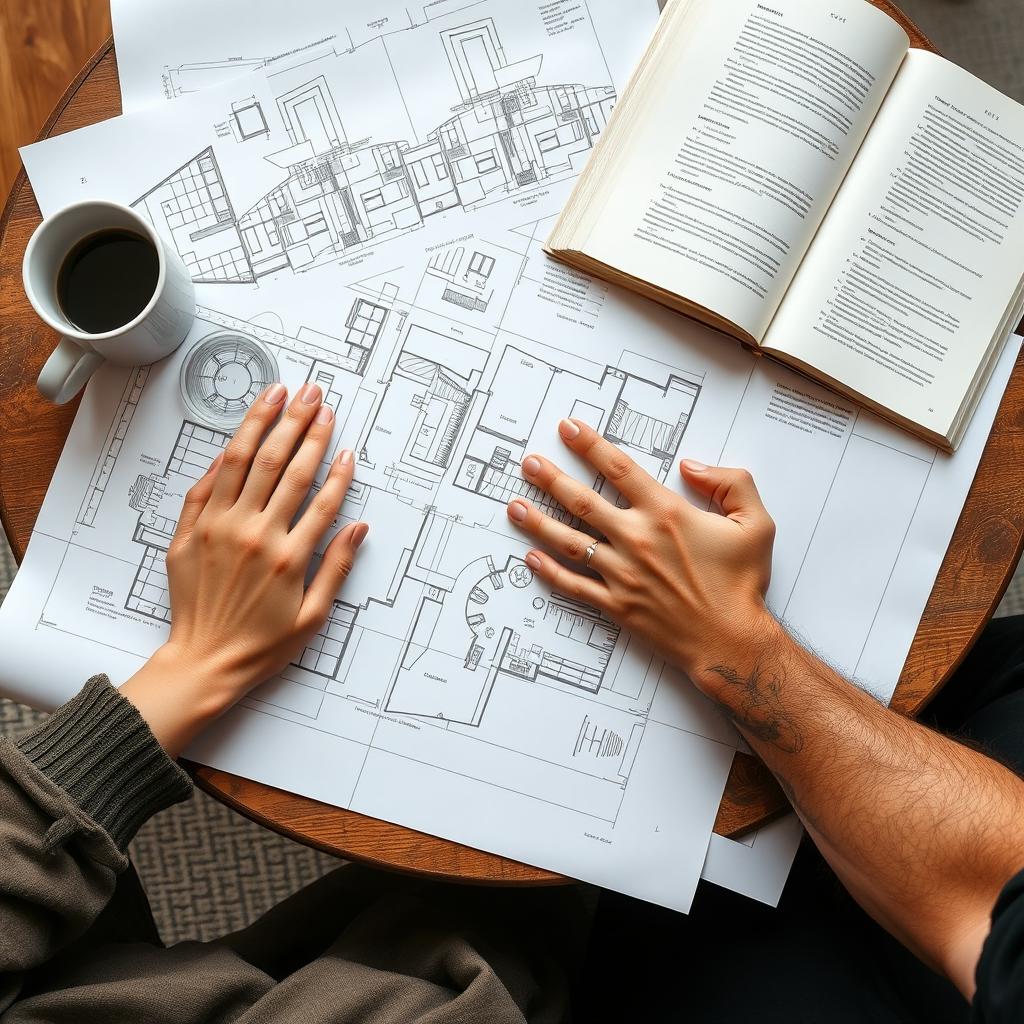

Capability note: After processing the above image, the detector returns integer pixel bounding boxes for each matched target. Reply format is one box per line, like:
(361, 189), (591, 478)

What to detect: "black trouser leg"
(924, 615), (1024, 776)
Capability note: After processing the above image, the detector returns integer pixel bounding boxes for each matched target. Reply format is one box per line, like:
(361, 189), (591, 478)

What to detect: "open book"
(546, 0), (1024, 450)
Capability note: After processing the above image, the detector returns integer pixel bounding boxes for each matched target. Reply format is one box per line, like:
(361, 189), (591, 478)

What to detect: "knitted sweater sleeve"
(0, 675), (191, 1010)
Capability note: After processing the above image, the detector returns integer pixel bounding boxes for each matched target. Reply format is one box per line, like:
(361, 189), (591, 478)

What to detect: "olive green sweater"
(0, 676), (584, 1022)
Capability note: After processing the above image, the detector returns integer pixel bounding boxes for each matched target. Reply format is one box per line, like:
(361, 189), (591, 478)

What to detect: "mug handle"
(37, 337), (105, 405)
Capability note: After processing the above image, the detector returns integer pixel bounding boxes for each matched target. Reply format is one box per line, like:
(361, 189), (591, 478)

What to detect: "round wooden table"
(2, 6), (1024, 885)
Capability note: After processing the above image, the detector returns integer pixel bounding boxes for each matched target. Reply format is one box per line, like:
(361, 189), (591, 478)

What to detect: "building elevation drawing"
(133, 15), (616, 282)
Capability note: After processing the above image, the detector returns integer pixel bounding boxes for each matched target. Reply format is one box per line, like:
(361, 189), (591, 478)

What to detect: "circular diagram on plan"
(509, 564), (533, 589)
(180, 331), (279, 430)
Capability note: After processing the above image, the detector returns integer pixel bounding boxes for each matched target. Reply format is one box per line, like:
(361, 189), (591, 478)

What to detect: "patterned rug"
(1, 0), (1023, 945)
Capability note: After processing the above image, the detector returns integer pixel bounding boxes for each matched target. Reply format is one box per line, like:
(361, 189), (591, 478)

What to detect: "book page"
(574, 0), (909, 340)
(767, 49), (1024, 438)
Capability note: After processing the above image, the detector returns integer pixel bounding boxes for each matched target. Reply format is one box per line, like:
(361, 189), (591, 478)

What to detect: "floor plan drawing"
(133, 148), (254, 284)
(14, 203), (716, 861)
(114, 315), (699, 823)
(76, 366), (151, 527)
(357, 322), (490, 496)
(383, 545), (625, 723)
(426, 245), (499, 314)
(121, 302), (382, 622)
(133, 10), (619, 284)
(454, 344), (700, 520)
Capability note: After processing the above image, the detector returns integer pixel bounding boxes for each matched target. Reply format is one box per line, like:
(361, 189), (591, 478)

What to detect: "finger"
(237, 383), (324, 511)
(176, 452), (223, 539)
(520, 453), (619, 531)
(300, 521), (369, 625)
(521, 549), (610, 610)
(507, 498), (619, 576)
(680, 460), (773, 532)
(264, 402), (337, 523)
(290, 448), (355, 552)
(556, 418), (659, 505)
(210, 383), (288, 507)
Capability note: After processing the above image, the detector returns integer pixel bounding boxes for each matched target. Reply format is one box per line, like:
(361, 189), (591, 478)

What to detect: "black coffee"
(56, 229), (160, 335)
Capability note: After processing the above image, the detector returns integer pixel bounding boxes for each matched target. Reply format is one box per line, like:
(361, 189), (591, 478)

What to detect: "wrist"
(152, 642), (241, 710)
(120, 642), (243, 757)
(682, 605), (787, 699)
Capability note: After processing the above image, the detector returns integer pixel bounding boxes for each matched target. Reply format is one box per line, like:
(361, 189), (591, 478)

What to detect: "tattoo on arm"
(707, 663), (805, 754)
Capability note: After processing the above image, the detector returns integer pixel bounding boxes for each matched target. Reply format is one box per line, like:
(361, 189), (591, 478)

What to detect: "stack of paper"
(1, 0), (1018, 912)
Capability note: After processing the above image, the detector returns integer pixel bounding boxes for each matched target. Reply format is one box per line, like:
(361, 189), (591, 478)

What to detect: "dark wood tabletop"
(2, 3), (1024, 886)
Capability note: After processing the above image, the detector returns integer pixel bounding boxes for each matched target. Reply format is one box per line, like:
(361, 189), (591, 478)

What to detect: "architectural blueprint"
(111, 0), (659, 115)
(6, 0), (1022, 910)
(121, 9), (640, 285)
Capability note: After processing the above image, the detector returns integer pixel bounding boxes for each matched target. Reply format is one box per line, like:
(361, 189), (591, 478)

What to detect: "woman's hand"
(506, 418), (779, 694)
(121, 382), (368, 756)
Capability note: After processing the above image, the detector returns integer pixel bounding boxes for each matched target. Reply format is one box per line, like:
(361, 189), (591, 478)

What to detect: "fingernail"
(559, 419), (580, 440)
(264, 383), (286, 404)
(315, 404), (334, 424)
(681, 459), (708, 473)
(525, 552), (542, 570)
(522, 456), (541, 477)
(352, 523), (369, 548)
(508, 500), (528, 523)
(300, 382), (322, 404)
(338, 448), (353, 467)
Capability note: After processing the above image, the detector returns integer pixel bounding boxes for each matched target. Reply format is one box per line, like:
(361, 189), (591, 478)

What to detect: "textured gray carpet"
(1, 0), (1023, 944)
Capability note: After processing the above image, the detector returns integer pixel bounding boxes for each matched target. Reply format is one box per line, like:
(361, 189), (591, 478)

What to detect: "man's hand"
(508, 419), (1024, 999)
(121, 382), (368, 756)
(506, 417), (778, 687)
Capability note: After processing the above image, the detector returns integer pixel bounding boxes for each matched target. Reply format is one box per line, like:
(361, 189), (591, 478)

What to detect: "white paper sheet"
(6, 0), (1020, 911)
(111, 0), (652, 115)
(701, 814), (805, 907)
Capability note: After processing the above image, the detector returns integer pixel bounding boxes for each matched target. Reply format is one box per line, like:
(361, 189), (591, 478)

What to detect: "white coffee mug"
(24, 200), (195, 404)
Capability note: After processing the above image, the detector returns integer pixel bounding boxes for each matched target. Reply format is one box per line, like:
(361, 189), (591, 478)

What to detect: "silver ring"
(584, 539), (601, 568)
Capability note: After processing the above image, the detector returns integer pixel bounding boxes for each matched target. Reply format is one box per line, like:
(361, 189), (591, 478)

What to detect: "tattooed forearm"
(773, 770), (824, 834)
(706, 662), (805, 754)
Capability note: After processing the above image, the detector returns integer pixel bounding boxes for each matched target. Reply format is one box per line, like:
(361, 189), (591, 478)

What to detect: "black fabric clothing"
(974, 869), (1024, 1023)
(928, 615), (1024, 1023)
(580, 615), (1024, 1022)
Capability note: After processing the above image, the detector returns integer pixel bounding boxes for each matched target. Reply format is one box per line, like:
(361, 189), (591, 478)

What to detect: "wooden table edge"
(0, 36), (116, 553)
(924, 524), (1024, 697)
(185, 761), (569, 886)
